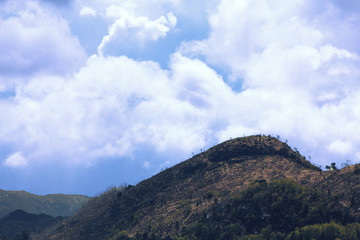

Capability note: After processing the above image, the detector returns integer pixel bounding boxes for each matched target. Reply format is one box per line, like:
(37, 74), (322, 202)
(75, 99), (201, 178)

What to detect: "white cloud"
(0, 1), (86, 89)
(75, 0), (181, 17)
(181, 0), (360, 92)
(73, 0), (212, 58)
(98, 5), (177, 56)
(79, 6), (97, 17)
(4, 152), (27, 168)
(143, 161), (151, 169)
(166, 12), (177, 27)
(178, 0), (360, 166)
(0, 54), (230, 167)
(1, 0), (360, 172)
(327, 140), (353, 155)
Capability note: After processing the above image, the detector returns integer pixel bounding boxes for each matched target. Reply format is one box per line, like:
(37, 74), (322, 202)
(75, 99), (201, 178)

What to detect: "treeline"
(110, 179), (358, 240)
(111, 222), (360, 240)
(287, 222), (360, 240)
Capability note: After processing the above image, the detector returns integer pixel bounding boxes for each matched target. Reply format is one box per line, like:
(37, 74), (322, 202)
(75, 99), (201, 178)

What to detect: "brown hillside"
(38, 135), (360, 239)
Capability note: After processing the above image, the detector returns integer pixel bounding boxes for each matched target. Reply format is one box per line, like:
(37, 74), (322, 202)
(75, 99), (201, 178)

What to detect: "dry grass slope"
(37, 135), (360, 240)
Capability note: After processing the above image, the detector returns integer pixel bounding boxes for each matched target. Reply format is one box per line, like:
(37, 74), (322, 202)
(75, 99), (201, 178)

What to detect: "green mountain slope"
(0, 209), (64, 239)
(37, 135), (360, 240)
(0, 189), (90, 219)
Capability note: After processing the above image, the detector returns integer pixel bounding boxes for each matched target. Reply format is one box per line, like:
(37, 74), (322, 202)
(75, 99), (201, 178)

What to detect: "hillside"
(0, 209), (64, 239)
(37, 135), (360, 239)
(0, 189), (90, 219)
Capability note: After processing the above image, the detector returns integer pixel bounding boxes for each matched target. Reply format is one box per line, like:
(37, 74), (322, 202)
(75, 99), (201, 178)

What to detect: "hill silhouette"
(37, 135), (360, 239)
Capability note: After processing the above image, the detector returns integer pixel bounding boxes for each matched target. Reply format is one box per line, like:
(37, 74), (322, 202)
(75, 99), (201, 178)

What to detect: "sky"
(1, 0), (360, 196)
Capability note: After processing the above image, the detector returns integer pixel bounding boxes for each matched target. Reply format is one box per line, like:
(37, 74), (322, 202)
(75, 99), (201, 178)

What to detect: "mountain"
(0, 189), (90, 219)
(37, 135), (360, 239)
(0, 209), (64, 239)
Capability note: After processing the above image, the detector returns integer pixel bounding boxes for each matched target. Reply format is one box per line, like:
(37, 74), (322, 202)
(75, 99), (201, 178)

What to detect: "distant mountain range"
(0, 189), (89, 239)
(24, 136), (360, 239)
(0, 189), (90, 219)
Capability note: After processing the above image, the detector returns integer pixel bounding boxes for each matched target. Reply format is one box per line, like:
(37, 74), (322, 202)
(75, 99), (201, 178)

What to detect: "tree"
(325, 163), (337, 171)
(331, 163), (337, 170)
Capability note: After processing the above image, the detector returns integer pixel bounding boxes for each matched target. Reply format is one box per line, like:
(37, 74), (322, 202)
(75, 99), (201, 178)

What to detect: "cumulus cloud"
(0, 53), (233, 167)
(98, 4), (177, 56)
(0, 1), (86, 89)
(73, 0), (211, 59)
(1, 0), (360, 173)
(327, 140), (353, 155)
(75, 0), (181, 17)
(178, 0), (360, 166)
(79, 6), (97, 17)
(4, 152), (27, 168)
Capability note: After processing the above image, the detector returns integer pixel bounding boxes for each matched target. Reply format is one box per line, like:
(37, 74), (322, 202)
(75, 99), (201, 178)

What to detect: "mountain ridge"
(37, 135), (360, 239)
(0, 189), (90, 219)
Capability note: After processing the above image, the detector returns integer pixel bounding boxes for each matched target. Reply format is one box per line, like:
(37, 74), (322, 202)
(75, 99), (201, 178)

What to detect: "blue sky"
(1, 0), (360, 196)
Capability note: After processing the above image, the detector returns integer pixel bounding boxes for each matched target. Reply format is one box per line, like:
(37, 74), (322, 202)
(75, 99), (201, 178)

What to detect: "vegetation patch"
(108, 180), (354, 240)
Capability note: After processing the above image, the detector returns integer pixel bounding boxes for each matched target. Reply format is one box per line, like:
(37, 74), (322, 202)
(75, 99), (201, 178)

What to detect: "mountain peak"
(198, 135), (319, 171)
(39, 135), (330, 240)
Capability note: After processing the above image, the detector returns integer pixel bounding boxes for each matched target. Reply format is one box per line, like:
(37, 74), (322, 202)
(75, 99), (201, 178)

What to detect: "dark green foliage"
(331, 163), (337, 170)
(225, 179), (349, 234)
(354, 164), (360, 174)
(111, 222), (360, 240)
(107, 180), (353, 240)
(176, 180), (350, 240)
(286, 222), (360, 240)
(350, 186), (360, 208)
(12, 231), (30, 240)
(181, 222), (219, 240)
(325, 163), (337, 171)
(0, 210), (63, 239)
